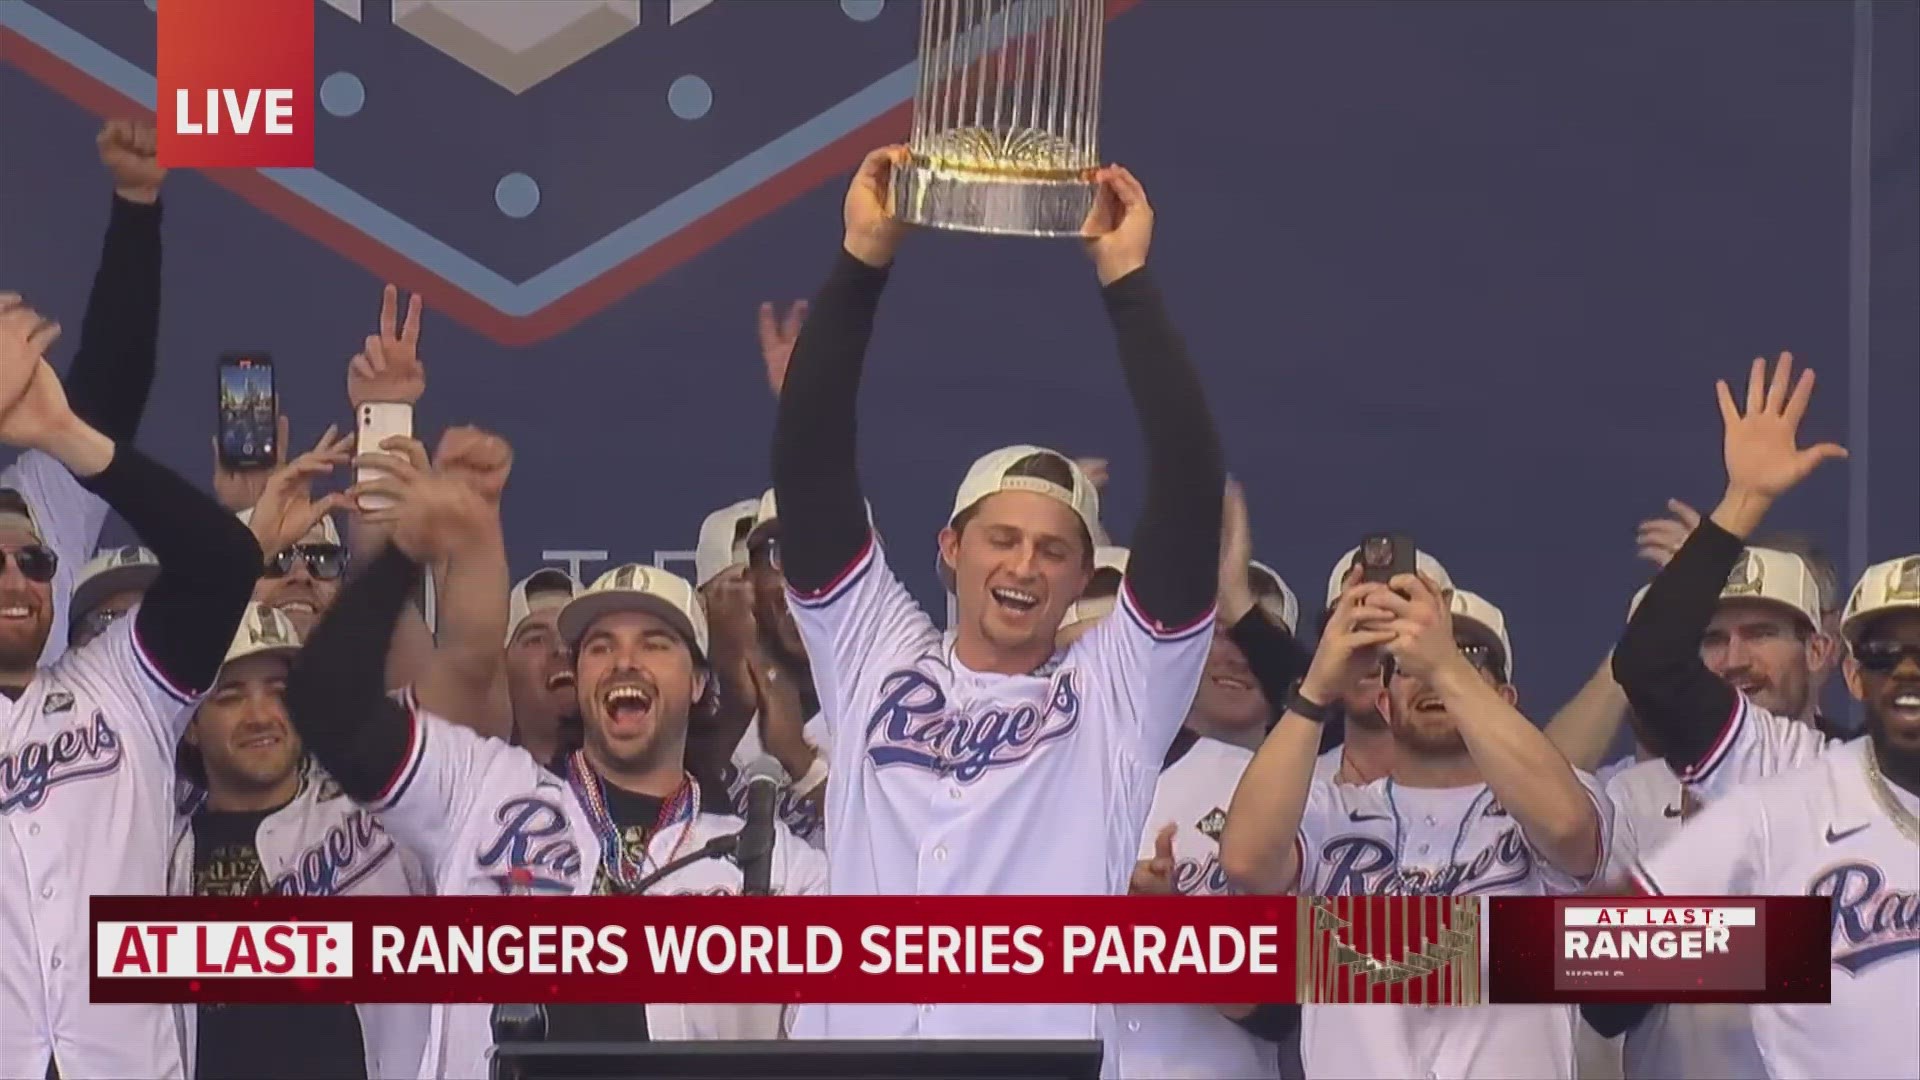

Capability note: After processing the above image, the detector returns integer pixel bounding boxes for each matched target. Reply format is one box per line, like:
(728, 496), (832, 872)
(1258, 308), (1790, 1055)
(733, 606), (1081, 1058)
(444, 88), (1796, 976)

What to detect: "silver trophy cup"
(892, 0), (1106, 238)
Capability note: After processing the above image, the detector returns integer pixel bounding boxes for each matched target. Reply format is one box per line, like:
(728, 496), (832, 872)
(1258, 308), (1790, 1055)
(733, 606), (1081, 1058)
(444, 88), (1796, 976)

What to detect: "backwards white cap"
(1449, 588), (1515, 682)
(1249, 560), (1301, 636)
(1325, 544), (1454, 611)
(505, 568), (579, 647)
(71, 546), (160, 627)
(220, 602), (303, 669)
(1060, 546), (1132, 627)
(694, 498), (760, 588)
(1840, 554), (1920, 641)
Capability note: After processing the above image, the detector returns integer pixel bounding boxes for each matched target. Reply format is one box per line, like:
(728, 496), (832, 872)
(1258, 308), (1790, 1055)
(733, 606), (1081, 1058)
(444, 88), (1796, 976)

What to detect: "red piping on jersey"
(1120, 578), (1215, 642)
(788, 532), (876, 608)
(373, 706), (424, 809)
(130, 624), (198, 706)
(1678, 693), (1746, 784)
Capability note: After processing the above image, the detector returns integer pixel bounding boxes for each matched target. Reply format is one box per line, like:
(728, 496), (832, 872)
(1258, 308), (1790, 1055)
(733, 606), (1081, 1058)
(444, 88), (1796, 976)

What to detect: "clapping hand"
(352, 435), (497, 563)
(0, 294), (71, 451)
(1634, 498), (1702, 569)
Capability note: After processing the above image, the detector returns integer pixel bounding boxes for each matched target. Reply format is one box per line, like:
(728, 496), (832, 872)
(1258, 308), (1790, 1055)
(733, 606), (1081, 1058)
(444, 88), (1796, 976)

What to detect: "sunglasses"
(262, 543), (348, 581)
(70, 606), (127, 648)
(1853, 640), (1920, 674)
(1, 544), (58, 583)
(1457, 641), (1510, 684)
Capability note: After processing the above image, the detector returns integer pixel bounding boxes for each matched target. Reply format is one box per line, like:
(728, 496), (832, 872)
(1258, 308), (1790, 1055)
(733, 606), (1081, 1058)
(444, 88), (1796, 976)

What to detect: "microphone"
(736, 756), (782, 897)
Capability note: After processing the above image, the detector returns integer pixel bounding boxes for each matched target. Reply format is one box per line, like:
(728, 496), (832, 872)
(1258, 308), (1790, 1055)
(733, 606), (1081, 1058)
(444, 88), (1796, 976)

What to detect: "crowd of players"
(1, 123), (1915, 1080)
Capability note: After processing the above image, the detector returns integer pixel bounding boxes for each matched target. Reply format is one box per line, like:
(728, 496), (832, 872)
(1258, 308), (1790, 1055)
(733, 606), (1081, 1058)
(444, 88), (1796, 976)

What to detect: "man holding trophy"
(770, 5), (1226, 1070)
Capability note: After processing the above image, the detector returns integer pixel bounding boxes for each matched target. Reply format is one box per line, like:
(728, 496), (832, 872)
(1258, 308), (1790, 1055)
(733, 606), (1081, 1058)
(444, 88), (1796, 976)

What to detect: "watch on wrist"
(1285, 685), (1333, 723)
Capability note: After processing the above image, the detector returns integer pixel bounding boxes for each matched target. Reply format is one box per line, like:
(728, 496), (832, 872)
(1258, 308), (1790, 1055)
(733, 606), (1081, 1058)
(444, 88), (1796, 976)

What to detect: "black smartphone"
(216, 352), (277, 470)
(1357, 532), (1417, 586)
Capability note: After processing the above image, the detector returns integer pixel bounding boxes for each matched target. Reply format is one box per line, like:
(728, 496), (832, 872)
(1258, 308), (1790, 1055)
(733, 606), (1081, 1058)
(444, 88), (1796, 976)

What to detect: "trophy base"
(892, 160), (1097, 239)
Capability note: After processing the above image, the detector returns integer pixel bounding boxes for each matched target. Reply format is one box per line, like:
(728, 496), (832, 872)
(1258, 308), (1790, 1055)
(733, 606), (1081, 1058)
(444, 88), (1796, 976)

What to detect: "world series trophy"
(892, 0), (1106, 237)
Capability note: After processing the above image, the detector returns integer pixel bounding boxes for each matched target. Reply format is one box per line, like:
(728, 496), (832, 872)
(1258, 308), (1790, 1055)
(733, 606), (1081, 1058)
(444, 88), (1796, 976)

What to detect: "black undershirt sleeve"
(1230, 1002), (1300, 1043)
(771, 250), (890, 595)
(65, 197), (163, 443)
(80, 445), (258, 695)
(284, 546), (420, 802)
(1227, 608), (1312, 720)
(1581, 1002), (1653, 1039)
(1610, 520), (1745, 774)
(1103, 269), (1223, 629)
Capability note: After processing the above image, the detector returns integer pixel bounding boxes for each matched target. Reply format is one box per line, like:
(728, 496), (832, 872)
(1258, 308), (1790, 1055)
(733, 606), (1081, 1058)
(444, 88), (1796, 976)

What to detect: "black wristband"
(1285, 685), (1332, 723)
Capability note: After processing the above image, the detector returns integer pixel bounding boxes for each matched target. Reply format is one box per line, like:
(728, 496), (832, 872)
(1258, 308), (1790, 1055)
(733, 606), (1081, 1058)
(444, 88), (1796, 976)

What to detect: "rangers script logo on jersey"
(864, 668), (1083, 782)
(1813, 863), (1920, 973)
(0, 711), (123, 813)
(478, 795), (585, 895)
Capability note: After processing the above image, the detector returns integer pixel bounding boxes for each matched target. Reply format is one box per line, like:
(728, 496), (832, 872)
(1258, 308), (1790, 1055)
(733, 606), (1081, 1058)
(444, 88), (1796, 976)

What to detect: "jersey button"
(933, 846), (949, 862)
(947, 786), (962, 801)
(1423, 816), (1437, 827)
(39, 886), (53, 899)
(1126, 1019), (1141, 1032)
(49, 955), (62, 971)
(27, 824), (39, 837)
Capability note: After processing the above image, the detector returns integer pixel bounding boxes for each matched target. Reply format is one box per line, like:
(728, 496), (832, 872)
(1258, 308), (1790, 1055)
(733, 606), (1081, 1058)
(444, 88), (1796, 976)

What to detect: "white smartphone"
(355, 402), (414, 512)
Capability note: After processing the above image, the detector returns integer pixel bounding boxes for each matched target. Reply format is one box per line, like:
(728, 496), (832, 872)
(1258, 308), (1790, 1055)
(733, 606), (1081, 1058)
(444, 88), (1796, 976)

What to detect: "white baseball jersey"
(1631, 737), (1919, 1080)
(784, 535), (1214, 1064)
(723, 712), (831, 847)
(1112, 736), (1281, 1080)
(2, 450), (110, 668)
(1672, 692), (1834, 803)
(169, 764), (432, 1080)
(1312, 745), (1343, 783)
(1293, 771), (1613, 1080)
(370, 703), (827, 1079)
(1, 615), (198, 1079)
(1602, 758), (1766, 1079)
(1595, 755), (1638, 788)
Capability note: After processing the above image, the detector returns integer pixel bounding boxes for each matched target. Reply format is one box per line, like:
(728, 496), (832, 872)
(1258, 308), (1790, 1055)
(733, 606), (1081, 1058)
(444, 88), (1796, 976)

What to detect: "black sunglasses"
(1, 544), (58, 583)
(1854, 640), (1920, 674)
(263, 543), (348, 581)
(1457, 641), (1510, 684)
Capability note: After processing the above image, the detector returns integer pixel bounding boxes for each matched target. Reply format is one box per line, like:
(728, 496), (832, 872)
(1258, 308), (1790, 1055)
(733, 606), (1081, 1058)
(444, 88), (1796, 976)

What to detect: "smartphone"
(355, 402), (414, 512)
(1357, 532), (1417, 586)
(216, 352), (277, 470)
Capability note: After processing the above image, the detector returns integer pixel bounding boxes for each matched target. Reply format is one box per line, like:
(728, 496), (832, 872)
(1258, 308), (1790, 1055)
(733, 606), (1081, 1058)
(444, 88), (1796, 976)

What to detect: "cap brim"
(1842, 599), (1920, 640)
(557, 592), (705, 660)
(71, 564), (162, 627)
(222, 642), (301, 670)
(1718, 593), (1819, 630)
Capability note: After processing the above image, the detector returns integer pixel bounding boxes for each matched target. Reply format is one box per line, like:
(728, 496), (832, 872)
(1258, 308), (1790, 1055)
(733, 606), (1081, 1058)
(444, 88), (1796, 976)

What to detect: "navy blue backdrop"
(2, 0), (1915, 725)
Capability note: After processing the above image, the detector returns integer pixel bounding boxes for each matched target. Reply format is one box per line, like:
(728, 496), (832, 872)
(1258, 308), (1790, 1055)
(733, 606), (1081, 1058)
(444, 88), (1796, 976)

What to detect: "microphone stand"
(627, 832), (740, 894)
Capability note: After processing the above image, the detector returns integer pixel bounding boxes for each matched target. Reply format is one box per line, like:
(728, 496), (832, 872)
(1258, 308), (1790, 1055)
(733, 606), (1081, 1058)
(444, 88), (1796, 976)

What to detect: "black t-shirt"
(542, 785), (662, 1044)
(190, 807), (368, 1080)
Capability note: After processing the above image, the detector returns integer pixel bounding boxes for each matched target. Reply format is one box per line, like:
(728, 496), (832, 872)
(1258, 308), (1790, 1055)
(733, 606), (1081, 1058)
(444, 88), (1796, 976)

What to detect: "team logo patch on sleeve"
(1195, 807), (1228, 841)
(41, 691), (74, 715)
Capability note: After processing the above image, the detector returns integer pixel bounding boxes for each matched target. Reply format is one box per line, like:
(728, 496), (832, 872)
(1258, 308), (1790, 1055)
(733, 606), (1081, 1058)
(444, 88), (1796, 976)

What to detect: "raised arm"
(1611, 353), (1846, 773)
(1086, 168), (1223, 629)
(65, 122), (166, 443)
(0, 299), (256, 697)
(1217, 481), (1311, 707)
(771, 147), (904, 594)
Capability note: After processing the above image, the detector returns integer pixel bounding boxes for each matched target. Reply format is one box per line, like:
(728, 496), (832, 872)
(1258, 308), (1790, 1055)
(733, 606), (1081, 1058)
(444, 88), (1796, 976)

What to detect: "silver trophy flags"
(892, 0), (1106, 238)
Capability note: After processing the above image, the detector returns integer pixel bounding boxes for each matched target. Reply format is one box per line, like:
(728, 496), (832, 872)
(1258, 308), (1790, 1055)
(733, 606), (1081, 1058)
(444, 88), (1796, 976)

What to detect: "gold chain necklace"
(1863, 744), (1920, 844)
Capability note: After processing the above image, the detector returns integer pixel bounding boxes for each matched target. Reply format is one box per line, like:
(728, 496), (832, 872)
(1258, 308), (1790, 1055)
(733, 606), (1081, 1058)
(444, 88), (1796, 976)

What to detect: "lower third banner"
(88, 895), (1828, 1006)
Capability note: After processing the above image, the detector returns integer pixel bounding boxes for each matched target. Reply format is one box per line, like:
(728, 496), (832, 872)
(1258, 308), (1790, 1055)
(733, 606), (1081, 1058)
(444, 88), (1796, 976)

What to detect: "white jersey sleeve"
(774, 823), (830, 896)
(2, 450), (110, 667)
(1290, 778), (1346, 893)
(367, 703), (591, 895)
(1062, 578), (1215, 756)
(1521, 769), (1615, 892)
(1678, 693), (1828, 803)
(53, 607), (200, 748)
(1626, 784), (1765, 896)
(786, 535), (941, 734)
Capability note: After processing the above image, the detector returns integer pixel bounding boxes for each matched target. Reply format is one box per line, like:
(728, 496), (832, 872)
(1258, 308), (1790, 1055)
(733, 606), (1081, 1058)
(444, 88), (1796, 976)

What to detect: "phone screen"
(217, 353), (277, 469)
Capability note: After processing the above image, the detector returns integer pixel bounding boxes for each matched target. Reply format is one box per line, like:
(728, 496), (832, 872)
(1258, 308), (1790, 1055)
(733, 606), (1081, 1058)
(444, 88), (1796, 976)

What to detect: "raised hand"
(1217, 477), (1256, 622)
(1074, 456), (1110, 492)
(1081, 165), (1153, 286)
(347, 285), (426, 407)
(1634, 498), (1702, 569)
(843, 145), (909, 268)
(1129, 823), (1178, 896)
(97, 120), (165, 204)
(353, 435), (493, 563)
(1373, 573), (1460, 681)
(756, 300), (808, 397)
(1300, 583), (1399, 702)
(1718, 352), (1847, 502)
(212, 413), (289, 512)
(0, 294), (72, 450)
(431, 425), (513, 505)
(702, 563), (762, 704)
(245, 425), (354, 557)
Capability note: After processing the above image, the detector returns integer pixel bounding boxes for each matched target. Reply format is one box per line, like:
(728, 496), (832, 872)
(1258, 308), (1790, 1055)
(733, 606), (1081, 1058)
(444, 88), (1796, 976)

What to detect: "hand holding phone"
(355, 402), (414, 512)
(216, 352), (277, 470)
(1357, 532), (1417, 587)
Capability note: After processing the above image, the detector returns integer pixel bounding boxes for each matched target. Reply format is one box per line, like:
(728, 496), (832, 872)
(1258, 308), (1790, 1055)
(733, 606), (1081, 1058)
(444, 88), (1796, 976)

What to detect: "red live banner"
(89, 895), (1828, 1006)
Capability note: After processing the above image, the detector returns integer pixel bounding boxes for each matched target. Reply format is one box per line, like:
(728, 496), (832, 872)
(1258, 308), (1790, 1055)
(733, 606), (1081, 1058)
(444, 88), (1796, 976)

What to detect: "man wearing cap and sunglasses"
(283, 447), (825, 1079)
(66, 545), (159, 651)
(3, 295), (261, 1080)
(771, 150), (1223, 1064)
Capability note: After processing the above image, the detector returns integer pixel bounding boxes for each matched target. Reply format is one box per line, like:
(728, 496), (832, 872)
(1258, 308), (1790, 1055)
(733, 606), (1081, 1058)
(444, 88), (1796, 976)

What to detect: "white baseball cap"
(949, 445), (1105, 543)
(71, 545), (160, 627)
(506, 568), (579, 647)
(235, 507), (341, 547)
(1060, 546), (1132, 626)
(1249, 560), (1300, 635)
(1718, 547), (1822, 631)
(1325, 544), (1454, 611)
(220, 602), (303, 669)
(1840, 554), (1920, 642)
(0, 488), (42, 542)
(557, 563), (709, 660)
(694, 498), (760, 588)
(1449, 588), (1514, 682)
